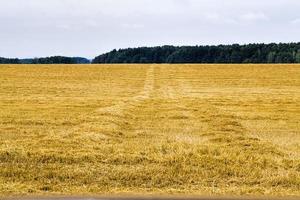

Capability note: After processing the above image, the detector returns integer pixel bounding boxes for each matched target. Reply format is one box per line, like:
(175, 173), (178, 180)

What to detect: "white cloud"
(203, 13), (220, 21)
(56, 23), (72, 30)
(85, 20), (99, 28)
(290, 18), (300, 24)
(121, 23), (145, 29)
(171, 0), (191, 6)
(240, 12), (269, 21)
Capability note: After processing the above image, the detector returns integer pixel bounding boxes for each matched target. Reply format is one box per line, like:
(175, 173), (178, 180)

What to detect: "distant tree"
(295, 50), (300, 63)
(267, 52), (276, 63)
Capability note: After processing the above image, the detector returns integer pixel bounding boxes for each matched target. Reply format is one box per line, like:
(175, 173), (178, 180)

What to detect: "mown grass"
(0, 64), (299, 197)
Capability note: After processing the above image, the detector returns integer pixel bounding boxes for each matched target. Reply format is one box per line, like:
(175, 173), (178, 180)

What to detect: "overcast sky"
(0, 0), (300, 58)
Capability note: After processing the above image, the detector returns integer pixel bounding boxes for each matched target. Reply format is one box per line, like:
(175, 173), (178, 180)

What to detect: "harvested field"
(0, 64), (299, 197)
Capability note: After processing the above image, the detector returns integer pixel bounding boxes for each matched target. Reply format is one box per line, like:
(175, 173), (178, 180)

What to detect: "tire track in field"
(144, 65), (209, 144)
(180, 86), (285, 158)
(62, 65), (155, 140)
(153, 67), (284, 154)
(164, 69), (248, 145)
(92, 65), (155, 138)
(97, 64), (154, 113)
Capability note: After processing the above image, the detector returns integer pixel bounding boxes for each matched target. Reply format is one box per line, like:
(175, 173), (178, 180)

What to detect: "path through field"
(0, 64), (299, 196)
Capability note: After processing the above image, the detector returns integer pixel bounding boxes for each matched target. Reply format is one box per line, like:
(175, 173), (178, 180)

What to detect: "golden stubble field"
(0, 64), (299, 197)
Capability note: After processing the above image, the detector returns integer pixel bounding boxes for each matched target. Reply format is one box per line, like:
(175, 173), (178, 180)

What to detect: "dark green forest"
(28, 57), (90, 64)
(1, 43), (300, 64)
(0, 57), (20, 64)
(0, 56), (90, 64)
(92, 43), (300, 64)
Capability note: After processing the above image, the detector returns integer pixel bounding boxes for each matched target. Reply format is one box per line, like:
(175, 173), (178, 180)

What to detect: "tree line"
(1, 43), (300, 64)
(28, 57), (90, 64)
(0, 57), (19, 64)
(0, 56), (90, 64)
(92, 43), (300, 64)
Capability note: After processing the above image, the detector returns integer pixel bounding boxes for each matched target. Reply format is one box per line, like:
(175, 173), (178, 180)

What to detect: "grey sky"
(0, 0), (300, 58)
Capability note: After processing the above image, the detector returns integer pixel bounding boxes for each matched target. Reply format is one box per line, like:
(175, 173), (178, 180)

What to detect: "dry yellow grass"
(0, 64), (299, 197)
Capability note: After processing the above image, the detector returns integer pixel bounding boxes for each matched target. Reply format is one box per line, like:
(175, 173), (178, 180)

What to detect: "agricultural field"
(0, 64), (300, 197)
